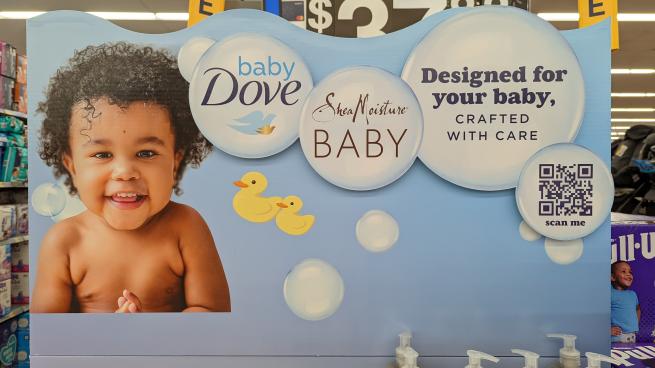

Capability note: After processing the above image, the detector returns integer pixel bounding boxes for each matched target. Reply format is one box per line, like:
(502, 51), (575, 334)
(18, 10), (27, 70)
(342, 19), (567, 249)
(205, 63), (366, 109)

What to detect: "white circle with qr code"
(515, 143), (613, 241)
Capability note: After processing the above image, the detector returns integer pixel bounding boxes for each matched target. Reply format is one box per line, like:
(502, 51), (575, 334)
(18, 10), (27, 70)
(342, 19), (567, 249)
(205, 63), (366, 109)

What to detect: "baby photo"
(32, 42), (231, 313)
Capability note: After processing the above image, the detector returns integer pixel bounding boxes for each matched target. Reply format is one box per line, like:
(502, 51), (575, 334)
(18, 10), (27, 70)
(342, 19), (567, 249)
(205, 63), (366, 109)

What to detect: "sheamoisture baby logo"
(402, 7), (584, 191)
(179, 34), (313, 158)
(299, 67), (423, 191)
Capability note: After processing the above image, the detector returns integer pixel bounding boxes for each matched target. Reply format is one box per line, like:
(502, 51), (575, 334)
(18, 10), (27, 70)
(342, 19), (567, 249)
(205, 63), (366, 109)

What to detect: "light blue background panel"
(28, 8), (611, 365)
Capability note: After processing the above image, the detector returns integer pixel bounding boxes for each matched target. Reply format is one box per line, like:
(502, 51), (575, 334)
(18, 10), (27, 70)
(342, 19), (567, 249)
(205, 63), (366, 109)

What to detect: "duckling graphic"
(233, 172), (282, 223)
(275, 195), (315, 236)
(229, 111), (276, 136)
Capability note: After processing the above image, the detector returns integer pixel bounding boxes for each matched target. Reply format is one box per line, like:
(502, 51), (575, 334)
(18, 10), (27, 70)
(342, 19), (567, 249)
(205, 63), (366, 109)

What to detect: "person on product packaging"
(611, 261), (640, 343)
(32, 42), (231, 313)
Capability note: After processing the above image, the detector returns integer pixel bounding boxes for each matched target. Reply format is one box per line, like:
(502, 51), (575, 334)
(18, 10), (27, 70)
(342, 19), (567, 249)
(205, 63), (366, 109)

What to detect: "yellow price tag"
(188, 0), (225, 27)
(578, 0), (619, 50)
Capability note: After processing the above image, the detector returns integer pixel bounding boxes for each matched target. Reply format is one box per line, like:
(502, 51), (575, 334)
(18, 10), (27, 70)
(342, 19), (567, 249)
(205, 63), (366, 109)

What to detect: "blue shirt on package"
(611, 288), (639, 336)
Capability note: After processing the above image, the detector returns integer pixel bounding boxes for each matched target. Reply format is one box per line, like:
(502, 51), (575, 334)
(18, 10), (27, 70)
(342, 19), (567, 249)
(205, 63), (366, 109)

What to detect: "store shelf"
(0, 109), (26, 120)
(0, 305), (28, 325)
(0, 235), (27, 246)
(0, 182), (26, 188)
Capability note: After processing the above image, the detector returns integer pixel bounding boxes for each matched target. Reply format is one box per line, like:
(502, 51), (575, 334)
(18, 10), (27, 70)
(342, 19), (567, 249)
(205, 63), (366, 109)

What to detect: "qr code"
(538, 164), (593, 216)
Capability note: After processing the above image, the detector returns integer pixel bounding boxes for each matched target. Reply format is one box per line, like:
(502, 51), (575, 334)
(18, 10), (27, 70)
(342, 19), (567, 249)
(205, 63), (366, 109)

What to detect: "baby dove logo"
(178, 34), (313, 158)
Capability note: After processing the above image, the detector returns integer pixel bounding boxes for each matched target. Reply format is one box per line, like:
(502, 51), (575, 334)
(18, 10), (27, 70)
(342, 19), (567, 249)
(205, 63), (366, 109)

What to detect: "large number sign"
(304, 0), (529, 37)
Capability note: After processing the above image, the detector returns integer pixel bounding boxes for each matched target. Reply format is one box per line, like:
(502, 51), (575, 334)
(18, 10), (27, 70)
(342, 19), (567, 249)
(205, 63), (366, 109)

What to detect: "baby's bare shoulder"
(165, 201), (206, 225)
(40, 215), (83, 256)
(165, 202), (213, 249)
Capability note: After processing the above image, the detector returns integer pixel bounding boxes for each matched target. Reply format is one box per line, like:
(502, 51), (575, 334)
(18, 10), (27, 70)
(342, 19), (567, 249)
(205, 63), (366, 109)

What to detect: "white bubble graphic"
(516, 143), (613, 241)
(519, 221), (542, 242)
(283, 259), (344, 321)
(356, 210), (400, 252)
(544, 238), (584, 265)
(31, 183), (66, 217)
(402, 7), (584, 190)
(299, 66), (423, 191)
(52, 193), (86, 222)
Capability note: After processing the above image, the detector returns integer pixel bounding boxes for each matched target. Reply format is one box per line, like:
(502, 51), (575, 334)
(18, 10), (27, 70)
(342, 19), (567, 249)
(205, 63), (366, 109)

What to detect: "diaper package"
(0, 77), (14, 111)
(12, 83), (26, 114)
(11, 242), (27, 273)
(0, 313), (17, 367)
(0, 206), (14, 241)
(0, 279), (10, 316)
(14, 206), (26, 236)
(0, 42), (16, 80)
(10, 273), (28, 305)
(14, 313), (28, 368)
(0, 244), (9, 282)
(15, 55), (26, 85)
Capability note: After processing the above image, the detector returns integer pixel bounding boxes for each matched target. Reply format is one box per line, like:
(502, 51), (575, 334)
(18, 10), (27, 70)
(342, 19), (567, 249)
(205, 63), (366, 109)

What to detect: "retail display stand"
(27, 7), (611, 368)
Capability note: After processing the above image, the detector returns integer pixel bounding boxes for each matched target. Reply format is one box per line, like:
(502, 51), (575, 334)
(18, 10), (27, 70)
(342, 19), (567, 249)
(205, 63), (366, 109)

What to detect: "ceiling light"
(611, 126), (631, 130)
(88, 12), (156, 20)
(612, 118), (655, 122)
(612, 93), (655, 97)
(538, 13), (580, 21)
(0, 11), (45, 19)
(612, 69), (655, 74)
(155, 13), (189, 21)
(538, 13), (655, 22)
(0, 11), (188, 20)
(612, 108), (655, 112)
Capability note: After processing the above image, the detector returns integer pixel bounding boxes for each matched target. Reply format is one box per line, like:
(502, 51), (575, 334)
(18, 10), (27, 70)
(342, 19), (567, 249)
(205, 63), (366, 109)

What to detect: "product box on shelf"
(0, 279), (10, 317)
(0, 43), (16, 80)
(15, 55), (26, 85)
(14, 313), (27, 368)
(10, 273), (27, 306)
(0, 77), (14, 111)
(14, 206), (26, 236)
(0, 244), (9, 283)
(0, 315), (17, 368)
(10, 242), (26, 273)
(0, 207), (14, 241)
(12, 83), (25, 114)
(1, 146), (25, 182)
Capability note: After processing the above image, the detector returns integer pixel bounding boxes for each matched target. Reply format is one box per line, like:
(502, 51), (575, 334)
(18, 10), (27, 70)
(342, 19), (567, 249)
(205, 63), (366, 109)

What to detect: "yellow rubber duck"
(275, 195), (315, 236)
(233, 172), (281, 223)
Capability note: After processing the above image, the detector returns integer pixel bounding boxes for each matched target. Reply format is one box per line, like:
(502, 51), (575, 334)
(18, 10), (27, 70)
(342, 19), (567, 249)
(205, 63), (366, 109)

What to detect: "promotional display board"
(28, 7), (610, 368)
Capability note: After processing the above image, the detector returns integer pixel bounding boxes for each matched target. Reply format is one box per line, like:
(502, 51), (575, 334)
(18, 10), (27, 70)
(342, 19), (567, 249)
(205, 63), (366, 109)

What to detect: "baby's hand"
(115, 289), (142, 313)
(611, 326), (622, 336)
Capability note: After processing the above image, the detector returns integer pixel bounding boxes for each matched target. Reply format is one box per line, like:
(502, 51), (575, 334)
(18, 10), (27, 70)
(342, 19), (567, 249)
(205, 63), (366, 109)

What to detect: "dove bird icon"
(229, 111), (277, 135)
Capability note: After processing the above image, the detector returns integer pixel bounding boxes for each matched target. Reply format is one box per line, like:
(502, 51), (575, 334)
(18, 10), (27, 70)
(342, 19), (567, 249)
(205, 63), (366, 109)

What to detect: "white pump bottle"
(585, 352), (622, 368)
(547, 334), (581, 368)
(512, 349), (540, 368)
(465, 350), (499, 368)
(396, 331), (413, 367)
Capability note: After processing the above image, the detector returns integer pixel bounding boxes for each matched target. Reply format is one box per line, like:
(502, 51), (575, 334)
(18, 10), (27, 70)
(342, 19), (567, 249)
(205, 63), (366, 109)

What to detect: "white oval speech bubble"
(186, 33), (313, 158)
(516, 143), (613, 241)
(299, 66), (423, 190)
(402, 7), (584, 190)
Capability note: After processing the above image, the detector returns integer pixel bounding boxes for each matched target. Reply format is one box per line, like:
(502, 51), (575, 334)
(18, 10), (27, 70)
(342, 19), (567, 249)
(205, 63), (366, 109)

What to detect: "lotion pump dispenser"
(547, 334), (580, 368)
(403, 348), (420, 368)
(465, 350), (499, 368)
(585, 353), (621, 368)
(512, 349), (540, 368)
(396, 331), (413, 367)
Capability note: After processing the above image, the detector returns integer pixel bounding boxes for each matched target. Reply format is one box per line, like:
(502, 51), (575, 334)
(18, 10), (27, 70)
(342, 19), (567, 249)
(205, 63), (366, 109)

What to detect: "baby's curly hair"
(38, 42), (211, 195)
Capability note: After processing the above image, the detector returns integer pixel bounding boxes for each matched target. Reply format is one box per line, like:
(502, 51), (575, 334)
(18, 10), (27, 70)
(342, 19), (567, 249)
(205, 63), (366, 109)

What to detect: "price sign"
(304, 0), (529, 37)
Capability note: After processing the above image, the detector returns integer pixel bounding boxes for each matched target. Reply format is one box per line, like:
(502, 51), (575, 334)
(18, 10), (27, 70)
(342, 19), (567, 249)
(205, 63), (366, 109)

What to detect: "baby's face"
(64, 98), (181, 230)
(612, 262), (633, 290)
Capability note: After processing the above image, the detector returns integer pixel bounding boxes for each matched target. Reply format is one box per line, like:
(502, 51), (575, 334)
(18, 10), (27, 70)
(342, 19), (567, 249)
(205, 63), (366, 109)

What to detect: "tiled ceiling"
(1, 0), (653, 130)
